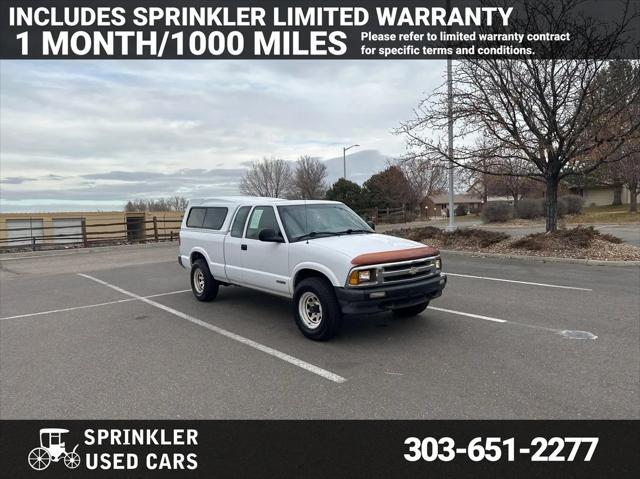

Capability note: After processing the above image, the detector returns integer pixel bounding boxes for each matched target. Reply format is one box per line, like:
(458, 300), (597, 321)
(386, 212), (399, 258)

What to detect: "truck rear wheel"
(393, 302), (429, 317)
(294, 277), (343, 341)
(190, 258), (219, 302)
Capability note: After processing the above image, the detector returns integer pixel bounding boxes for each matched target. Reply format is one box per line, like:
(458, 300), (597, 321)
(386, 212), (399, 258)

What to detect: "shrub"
(511, 225), (621, 251)
(454, 205), (468, 216)
(386, 226), (509, 248)
(599, 233), (623, 244)
(404, 210), (419, 222)
(511, 235), (546, 250)
(515, 198), (544, 219)
(554, 226), (598, 247)
(385, 226), (441, 242)
(559, 194), (584, 215)
(557, 197), (567, 217)
(480, 201), (513, 223)
(442, 228), (509, 248)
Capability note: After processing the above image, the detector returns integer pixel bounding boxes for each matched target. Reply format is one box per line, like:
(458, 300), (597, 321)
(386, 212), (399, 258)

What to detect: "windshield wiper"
(295, 231), (343, 241)
(336, 229), (373, 235)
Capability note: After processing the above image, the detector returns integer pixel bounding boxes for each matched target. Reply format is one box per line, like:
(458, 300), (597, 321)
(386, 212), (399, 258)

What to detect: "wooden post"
(81, 218), (88, 247)
(170, 231), (174, 242)
(32, 237), (36, 251)
(153, 216), (159, 242)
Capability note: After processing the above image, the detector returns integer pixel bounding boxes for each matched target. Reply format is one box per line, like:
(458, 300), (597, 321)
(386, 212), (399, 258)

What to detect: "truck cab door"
(223, 206), (251, 284)
(241, 206), (290, 295)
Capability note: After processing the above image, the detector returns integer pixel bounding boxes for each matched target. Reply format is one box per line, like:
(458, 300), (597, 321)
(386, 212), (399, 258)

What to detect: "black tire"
(190, 258), (219, 302)
(392, 302), (429, 318)
(293, 277), (343, 341)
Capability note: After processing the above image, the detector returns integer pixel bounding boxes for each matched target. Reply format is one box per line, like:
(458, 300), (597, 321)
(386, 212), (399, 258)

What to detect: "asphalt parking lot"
(1, 243), (638, 419)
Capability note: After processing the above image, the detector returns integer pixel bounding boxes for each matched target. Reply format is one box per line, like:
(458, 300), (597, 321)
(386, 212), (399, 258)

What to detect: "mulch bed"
(385, 225), (640, 261)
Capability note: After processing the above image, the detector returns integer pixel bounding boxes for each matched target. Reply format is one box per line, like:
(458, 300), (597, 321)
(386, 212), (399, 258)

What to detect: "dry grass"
(567, 205), (639, 224)
(479, 205), (639, 227)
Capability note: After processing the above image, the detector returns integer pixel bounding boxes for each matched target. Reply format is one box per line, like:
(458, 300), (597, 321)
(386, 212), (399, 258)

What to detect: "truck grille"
(380, 259), (437, 284)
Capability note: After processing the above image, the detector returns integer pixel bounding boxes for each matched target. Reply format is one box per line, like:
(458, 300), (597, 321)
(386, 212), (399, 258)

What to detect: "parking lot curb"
(439, 249), (640, 267)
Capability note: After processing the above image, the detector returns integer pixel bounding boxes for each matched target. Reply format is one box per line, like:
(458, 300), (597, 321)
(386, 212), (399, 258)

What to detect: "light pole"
(342, 144), (359, 179)
(445, 0), (456, 231)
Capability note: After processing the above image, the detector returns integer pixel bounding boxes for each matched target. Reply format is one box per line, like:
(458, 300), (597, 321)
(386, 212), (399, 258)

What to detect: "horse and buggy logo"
(28, 428), (81, 471)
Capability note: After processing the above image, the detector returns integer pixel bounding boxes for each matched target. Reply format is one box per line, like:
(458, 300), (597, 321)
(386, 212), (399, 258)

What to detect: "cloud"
(0, 176), (36, 184)
(0, 59), (445, 211)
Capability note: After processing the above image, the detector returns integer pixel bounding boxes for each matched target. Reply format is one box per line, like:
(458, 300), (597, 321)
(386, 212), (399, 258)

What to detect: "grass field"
(567, 205), (639, 224)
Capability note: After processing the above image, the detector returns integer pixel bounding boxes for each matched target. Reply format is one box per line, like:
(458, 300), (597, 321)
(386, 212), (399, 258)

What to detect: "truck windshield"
(277, 204), (373, 242)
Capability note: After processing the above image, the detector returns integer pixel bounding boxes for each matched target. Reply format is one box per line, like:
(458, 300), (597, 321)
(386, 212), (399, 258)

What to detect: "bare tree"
(124, 196), (189, 212)
(293, 155), (328, 199)
(396, 156), (446, 213)
(613, 156), (640, 213)
(239, 157), (293, 198)
(168, 195), (189, 211)
(478, 146), (541, 206)
(592, 61), (640, 212)
(398, 0), (640, 231)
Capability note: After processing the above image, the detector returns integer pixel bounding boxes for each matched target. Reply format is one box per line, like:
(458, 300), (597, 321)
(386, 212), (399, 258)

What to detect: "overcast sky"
(0, 60), (444, 212)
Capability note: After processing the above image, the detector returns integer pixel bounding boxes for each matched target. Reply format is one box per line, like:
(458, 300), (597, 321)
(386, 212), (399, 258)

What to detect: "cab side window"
(230, 206), (251, 238)
(245, 206), (282, 240)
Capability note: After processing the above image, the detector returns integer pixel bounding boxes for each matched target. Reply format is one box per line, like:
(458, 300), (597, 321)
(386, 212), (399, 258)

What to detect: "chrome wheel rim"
(193, 268), (205, 294)
(299, 292), (323, 329)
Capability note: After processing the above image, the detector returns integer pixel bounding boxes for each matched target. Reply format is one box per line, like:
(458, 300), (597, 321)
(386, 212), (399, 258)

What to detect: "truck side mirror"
(258, 228), (283, 243)
(367, 220), (376, 231)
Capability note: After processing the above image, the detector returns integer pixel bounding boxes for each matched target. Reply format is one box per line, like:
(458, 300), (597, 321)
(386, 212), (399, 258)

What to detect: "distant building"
(423, 194), (484, 217)
(570, 185), (632, 207)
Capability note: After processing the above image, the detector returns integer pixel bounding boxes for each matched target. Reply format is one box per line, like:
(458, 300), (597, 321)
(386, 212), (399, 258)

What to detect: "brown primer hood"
(351, 246), (440, 266)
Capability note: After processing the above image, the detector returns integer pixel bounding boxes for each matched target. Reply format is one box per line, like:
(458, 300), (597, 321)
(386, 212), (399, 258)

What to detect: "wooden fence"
(358, 206), (415, 223)
(0, 216), (183, 252)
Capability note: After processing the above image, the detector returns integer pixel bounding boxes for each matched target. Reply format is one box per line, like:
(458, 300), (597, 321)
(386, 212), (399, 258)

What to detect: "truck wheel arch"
(190, 249), (210, 268)
(293, 267), (339, 289)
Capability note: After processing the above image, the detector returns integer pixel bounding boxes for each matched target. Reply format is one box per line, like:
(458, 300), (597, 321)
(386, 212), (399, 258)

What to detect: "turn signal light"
(435, 257), (442, 271)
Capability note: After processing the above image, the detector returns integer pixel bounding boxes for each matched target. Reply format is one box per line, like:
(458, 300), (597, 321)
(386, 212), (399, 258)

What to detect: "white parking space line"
(445, 272), (592, 291)
(0, 289), (191, 321)
(427, 305), (597, 338)
(78, 274), (347, 384)
(427, 306), (507, 323)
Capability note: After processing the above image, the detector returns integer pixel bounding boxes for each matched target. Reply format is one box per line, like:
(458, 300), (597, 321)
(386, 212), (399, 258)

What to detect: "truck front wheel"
(393, 302), (429, 317)
(294, 278), (343, 341)
(190, 258), (219, 302)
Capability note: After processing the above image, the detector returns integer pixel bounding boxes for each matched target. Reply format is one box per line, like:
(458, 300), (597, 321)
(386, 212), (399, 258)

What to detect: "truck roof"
(188, 197), (342, 207)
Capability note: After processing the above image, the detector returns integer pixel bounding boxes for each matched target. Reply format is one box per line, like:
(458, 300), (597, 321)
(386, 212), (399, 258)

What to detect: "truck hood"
(307, 233), (439, 265)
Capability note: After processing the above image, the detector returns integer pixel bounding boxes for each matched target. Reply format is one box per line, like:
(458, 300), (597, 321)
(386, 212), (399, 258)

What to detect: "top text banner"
(0, 0), (638, 60)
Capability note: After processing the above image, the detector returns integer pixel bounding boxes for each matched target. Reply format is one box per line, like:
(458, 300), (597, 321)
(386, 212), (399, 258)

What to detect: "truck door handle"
(241, 244), (247, 250)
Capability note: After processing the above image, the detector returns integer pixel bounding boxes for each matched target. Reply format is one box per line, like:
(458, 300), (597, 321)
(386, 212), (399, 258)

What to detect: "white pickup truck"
(179, 197), (446, 340)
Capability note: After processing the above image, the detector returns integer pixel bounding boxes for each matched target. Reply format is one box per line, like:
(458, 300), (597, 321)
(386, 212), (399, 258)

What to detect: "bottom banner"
(1, 420), (637, 478)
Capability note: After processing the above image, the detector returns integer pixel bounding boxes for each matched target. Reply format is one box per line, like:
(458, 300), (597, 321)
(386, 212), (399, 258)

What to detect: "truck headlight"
(348, 269), (376, 286)
(434, 257), (442, 271)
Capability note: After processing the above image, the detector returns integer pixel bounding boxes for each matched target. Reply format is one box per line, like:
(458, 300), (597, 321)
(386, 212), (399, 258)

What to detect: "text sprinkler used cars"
(178, 197), (447, 340)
